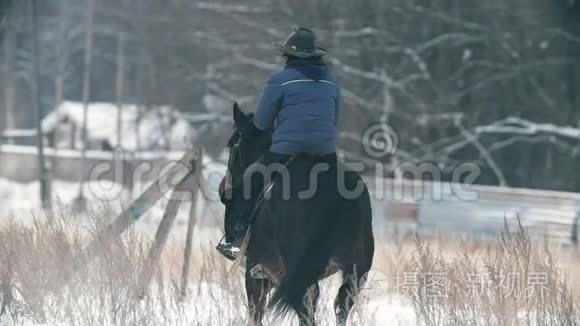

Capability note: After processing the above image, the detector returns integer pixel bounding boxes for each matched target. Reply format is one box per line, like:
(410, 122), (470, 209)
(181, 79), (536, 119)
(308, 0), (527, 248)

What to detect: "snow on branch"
(475, 117), (580, 141)
(431, 117), (580, 159)
(328, 57), (430, 111)
(327, 57), (395, 85)
(415, 32), (485, 53)
(315, 27), (396, 39)
(194, 3), (270, 14)
(457, 121), (507, 186)
(407, 4), (489, 32)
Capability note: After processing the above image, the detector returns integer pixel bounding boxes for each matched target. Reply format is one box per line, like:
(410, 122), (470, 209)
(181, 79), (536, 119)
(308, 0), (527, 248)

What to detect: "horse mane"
(244, 114), (272, 153)
(227, 112), (272, 158)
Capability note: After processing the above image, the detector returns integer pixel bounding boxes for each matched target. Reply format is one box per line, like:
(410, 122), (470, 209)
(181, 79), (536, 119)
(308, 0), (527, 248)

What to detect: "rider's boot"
(216, 241), (240, 261)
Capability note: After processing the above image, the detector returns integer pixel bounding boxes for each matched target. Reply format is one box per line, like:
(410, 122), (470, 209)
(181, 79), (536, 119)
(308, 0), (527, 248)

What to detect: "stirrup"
(216, 241), (240, 261)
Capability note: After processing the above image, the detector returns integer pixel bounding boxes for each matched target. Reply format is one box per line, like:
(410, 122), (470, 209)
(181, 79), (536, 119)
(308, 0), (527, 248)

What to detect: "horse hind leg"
(296, 282), (320, 326)
(245, 265), (271, 326)
(334, 264), (371, 326)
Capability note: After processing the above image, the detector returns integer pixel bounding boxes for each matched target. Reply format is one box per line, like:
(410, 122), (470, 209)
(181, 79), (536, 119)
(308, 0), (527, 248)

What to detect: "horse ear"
(233, 102), (246, 126)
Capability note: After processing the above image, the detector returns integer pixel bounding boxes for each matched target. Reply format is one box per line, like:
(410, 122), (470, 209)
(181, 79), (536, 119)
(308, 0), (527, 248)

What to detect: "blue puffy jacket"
(253, 57), (341, 155)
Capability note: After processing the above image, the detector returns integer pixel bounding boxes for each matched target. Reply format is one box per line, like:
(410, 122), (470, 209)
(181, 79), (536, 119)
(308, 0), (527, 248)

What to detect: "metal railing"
(364, 177), (580, 246)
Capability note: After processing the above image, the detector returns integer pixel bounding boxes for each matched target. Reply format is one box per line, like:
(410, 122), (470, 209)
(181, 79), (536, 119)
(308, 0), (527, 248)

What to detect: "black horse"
(221, 103), (374, 326)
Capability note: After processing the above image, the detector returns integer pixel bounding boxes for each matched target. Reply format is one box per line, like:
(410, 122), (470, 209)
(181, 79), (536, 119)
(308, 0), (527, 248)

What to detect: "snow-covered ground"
(175, 281), (416, 325)
(15, 281), (415, 326)
(0, 177), (193, 234)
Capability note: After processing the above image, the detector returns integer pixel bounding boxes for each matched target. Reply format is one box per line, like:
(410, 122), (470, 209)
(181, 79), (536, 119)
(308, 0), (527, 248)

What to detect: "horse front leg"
(245, 263), (271, 326)
(334, 264), (371, 326)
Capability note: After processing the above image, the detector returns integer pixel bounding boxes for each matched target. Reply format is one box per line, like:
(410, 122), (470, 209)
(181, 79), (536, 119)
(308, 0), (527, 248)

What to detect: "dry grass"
(0, 206), (579, 325)
(372, 222), (580, 326)
(0, 205), (246, 326)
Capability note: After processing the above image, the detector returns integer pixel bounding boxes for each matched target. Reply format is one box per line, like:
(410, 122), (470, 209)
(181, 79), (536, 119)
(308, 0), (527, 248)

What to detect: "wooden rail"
(69, 149), (203, 296)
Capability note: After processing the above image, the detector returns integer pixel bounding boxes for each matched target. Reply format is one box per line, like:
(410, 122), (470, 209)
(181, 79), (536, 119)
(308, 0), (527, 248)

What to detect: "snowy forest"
(0, 0), (580, 192)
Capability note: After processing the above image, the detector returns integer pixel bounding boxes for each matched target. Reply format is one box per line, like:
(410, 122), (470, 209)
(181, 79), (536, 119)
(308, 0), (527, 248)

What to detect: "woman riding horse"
(217, 28), (374, 326)
(218, 27), (341, 255)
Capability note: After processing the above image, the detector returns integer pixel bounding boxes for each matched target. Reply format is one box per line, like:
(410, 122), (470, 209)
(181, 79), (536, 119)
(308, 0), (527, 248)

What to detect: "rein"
(247, 154), (296, 224)
(221, 132), (242, 201)
(227, 153), (297, 277)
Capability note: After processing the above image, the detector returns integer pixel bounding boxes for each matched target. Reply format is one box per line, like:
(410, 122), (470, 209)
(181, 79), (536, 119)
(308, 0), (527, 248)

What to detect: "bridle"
(219, 128), (295, 206)
(219, 131), (243, 203)
(219, 128), (298, 231)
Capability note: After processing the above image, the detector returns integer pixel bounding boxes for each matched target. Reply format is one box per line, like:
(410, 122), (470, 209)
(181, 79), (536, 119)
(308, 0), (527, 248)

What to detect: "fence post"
(574, 211), (579, 246)
(71, 150), (199, 272)
(136, 148), (202, 297)
(180, 148), (203, 300)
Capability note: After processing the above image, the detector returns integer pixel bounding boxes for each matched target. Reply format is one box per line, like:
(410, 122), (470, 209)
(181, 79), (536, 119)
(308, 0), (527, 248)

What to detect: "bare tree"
(76, 0), (95, 210)
(115, 32), (125, 148)
(30, 0), (50, 207)
(1, 6), (14, 141)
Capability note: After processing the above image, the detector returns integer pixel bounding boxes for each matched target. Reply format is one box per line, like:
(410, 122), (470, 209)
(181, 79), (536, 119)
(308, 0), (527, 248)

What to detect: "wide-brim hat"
(274, 27), (327, 58)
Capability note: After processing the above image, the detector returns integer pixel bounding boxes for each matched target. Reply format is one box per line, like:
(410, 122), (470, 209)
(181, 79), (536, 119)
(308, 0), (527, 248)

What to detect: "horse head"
(219, 102), (271, 207)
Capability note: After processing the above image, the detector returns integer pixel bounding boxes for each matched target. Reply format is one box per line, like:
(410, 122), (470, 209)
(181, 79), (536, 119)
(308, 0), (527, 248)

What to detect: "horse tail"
(268, 218), (337, 317)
